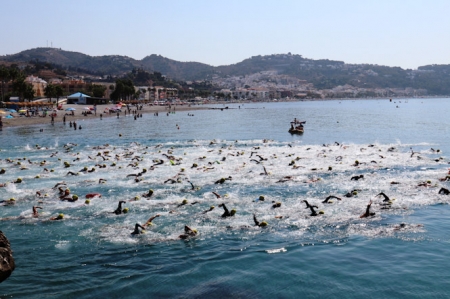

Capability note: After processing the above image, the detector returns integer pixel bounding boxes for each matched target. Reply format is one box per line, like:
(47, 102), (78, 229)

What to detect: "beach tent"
(67, 92), (90, 105)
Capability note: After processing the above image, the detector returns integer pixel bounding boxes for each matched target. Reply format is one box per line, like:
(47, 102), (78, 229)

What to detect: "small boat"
(289, 119), (305, 134)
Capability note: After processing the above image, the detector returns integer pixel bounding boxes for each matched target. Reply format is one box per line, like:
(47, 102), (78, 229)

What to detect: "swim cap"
(83, 167), (88, 171)
(182, 199), (188, 204)
(259, 196), (265, 201)
(427, 180), (431, 184)
(72, 195), (79, 201)
(260, 221), (268, 227)
(16, 178), (22, 183)
(319, 210), (325, 214)
(210, 206), (215, 210)
(122, 208), (129, 213)
(181, 168), (185, 172)
(50, 169), (54, 172)
(85, 199), (90, 204)
(352, 191), (358, 195)
(134, 196), (140, 201)
(57, 213), (64, 219)
(230, 209), (237, 216)
(192, 229), (198, 234)
(35, 175), (40, 178)
(9, 198), (15, 201)
(17, 162), (21, 165)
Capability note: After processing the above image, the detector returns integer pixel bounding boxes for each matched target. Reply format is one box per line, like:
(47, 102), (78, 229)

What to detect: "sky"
(1, 0), (450, 70)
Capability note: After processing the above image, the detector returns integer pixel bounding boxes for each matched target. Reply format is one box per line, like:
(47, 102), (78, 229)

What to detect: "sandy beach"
(0, 103), (209, 128)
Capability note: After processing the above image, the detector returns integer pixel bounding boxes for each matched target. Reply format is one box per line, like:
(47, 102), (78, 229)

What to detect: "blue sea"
(1, 98), (450, 298)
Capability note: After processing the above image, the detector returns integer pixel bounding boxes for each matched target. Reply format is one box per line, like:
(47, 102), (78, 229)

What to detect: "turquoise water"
(1, 98), (450, 298)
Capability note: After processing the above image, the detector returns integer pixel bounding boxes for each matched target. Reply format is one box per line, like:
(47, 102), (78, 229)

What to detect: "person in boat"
(360, 200), (375, 218)
(179, 225), (198, 239)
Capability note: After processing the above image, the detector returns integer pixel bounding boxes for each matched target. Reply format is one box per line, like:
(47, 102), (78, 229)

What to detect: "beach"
(0, 103), (209, 128)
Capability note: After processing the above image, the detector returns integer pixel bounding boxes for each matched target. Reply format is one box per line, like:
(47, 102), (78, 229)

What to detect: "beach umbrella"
(83, 107), (90, 110)
(65, 108), (76, 111)
(19, 110), (27, 113)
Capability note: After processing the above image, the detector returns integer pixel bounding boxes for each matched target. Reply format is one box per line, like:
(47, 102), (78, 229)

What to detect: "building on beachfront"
(25, 75), (47, 97)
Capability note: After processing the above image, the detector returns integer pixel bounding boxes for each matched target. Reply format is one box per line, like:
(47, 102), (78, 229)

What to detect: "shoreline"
(1, 96), (446, 128)
(0, 103), (210, 128)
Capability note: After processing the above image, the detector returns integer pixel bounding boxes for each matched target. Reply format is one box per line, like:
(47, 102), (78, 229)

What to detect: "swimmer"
(218, 203), (236, 217)
(113, 201), (126, 215)
(351, 174), (364, 181)
(177, 199), (188, 207)
(187, 181), (196, 190)
(98, 178), (107, 184)
(360, 200), (376, 218)
(214, 176), (232, 184)
(272, 201), (281, 208)
(260, 166), (269, 175)
(417, 181), (432, 187)
(179, 225), (198, 239)
(302, 200), (319, 216)
(344, 189), (361, 198)
(131, 223), (146, 235)
(59, 189), (71, 199)
(253, 214), (268, 227)
(52, 182), (66, 189)
(142, 189), (154, 198)
(32, 206), (43, 217)
(277, 176), (294, 183)
(212, 192), (221, 199)
(202, 206), (215, 214)
(66, 171), (78, 176)
(49, 213), (64, 221)
(322, 195), (342, 203)
(438, 187), (450, 195)
(393, 223), (423, 231)
(144, 214), (160, 227)
(376, 192), (391, 202)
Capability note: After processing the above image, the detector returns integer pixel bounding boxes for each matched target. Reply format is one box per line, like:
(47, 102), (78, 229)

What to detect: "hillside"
(2, 48), (450, 95)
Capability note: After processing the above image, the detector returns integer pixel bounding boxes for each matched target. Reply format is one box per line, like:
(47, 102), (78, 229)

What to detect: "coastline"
(0, 103), (210, 128)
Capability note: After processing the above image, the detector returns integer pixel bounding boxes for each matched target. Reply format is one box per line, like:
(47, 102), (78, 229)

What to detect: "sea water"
(1, 98), (450, 298)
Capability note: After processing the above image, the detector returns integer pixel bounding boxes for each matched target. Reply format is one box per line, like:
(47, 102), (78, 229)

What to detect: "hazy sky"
(2, 0), (449, 69)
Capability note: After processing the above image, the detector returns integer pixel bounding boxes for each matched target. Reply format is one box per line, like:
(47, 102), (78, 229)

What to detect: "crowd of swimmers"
(2, 142), (448, 240)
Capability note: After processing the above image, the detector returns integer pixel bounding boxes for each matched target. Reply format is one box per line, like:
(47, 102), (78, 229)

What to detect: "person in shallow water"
(179, 225), (198, 239)
(360, 200), (376, 218)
